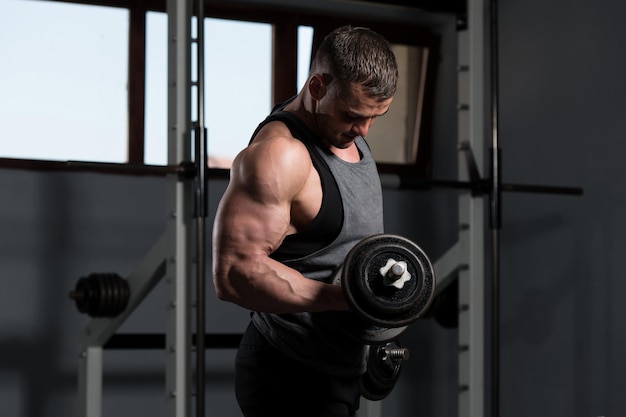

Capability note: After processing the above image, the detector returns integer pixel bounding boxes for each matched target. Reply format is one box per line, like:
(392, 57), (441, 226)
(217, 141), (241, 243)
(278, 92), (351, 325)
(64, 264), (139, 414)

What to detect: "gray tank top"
(251, 109), (384, 377)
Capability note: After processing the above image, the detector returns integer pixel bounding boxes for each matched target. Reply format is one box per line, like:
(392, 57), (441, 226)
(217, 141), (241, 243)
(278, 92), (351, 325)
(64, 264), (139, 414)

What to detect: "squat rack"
(71, 0), (584, 417)
(422, 1), (582, 416)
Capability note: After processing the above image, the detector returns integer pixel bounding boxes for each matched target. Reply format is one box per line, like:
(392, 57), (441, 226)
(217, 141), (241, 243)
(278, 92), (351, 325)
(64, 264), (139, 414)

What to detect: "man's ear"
(308, 74), (328, 100)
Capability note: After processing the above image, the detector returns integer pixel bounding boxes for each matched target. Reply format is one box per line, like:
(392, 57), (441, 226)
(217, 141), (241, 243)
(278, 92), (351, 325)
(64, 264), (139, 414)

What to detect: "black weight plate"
(328, 310), (408, 344)
(70, 273), (130, 318)
(96, 273), (112, 317)
(106, 273), (129, 317)
(104, 274), (118, 316)
(357, 324), (407, 344)
(342, 234), (436, 328)
(360, 340), (404, 401)
(355, 244), (423, 312)
(361, 371), (394, 401)
(118, 277), (130, 313)
(110, 274), (125, 316)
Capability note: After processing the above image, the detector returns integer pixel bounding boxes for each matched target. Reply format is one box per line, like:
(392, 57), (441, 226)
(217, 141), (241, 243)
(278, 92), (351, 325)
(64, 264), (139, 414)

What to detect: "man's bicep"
(214, 136), (309, 257)
(211, 181), (292, 305)
(214, 179), (291, 259)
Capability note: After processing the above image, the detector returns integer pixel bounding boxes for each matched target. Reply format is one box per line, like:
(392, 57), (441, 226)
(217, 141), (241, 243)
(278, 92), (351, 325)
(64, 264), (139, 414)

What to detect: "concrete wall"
(496, 0), (626, 415)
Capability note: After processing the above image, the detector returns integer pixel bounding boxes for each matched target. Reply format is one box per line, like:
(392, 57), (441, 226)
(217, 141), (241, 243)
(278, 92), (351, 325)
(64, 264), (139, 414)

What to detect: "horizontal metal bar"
(0, 158), (229, 179)
(1, 158), (583, 195)
(380, 174), (583, 196)
(66, 161), (188, 176)
(500, 182), (583, 195)
(104, 333), (242, 350)
(0, 157), (181, 176)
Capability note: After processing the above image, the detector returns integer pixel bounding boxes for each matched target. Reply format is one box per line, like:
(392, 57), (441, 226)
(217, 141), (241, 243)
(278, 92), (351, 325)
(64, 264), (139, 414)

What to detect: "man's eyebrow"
(348, 108), (390, 119)
(379, 108), (391, 117)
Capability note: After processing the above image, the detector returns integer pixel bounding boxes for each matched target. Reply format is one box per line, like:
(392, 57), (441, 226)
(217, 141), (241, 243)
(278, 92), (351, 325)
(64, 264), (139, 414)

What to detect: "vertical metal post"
(77, 347), (103, 417)
(166, 0), (193, 416)
(457, 0), (487, 414)
(194, 0), (208, 414)
(488, 0), (502, 416)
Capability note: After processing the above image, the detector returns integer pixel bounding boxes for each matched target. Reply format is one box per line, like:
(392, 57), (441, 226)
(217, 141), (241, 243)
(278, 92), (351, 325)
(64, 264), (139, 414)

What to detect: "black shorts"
(235, 322), (361, 417)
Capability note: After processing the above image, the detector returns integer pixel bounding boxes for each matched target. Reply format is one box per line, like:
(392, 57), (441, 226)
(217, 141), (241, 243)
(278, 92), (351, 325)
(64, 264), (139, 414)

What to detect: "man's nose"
(351, 118), (373, 137)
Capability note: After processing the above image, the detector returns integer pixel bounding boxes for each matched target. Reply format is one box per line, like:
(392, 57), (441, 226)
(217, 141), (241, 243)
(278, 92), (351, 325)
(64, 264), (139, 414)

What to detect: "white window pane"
(297, 26), (314, 91)
(204, 19), (272, 168)
(145, 17), (273, 168)
(144, 11), (168, 166)
(0, 0), (128, 163)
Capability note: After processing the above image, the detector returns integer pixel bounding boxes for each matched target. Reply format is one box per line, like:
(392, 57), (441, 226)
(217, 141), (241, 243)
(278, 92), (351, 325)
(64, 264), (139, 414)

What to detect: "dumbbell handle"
(384, 346), (410, 362)
(381, 259), (411, 289)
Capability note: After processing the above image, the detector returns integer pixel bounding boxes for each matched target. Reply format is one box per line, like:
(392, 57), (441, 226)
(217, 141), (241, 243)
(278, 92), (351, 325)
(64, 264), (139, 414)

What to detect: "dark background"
(1, 0), (624, 416)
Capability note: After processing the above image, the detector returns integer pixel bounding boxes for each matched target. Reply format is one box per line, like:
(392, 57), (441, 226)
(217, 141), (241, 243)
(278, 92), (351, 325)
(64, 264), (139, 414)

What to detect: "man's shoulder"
(247, 120), (311, 159)
(233, 126), (313, 188)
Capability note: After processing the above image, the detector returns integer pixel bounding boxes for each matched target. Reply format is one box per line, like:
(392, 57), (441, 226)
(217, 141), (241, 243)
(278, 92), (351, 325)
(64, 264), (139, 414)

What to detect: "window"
(0, 3), (310, 169)
(144, 11), (168, 166)
(365, 44), (430, 165)
(203, 19), (272, 168)
(0, 0), (129, 162)
(297, 26), (314, 93)
(144, 18), (313, 168)
(0, 1), (435, 178)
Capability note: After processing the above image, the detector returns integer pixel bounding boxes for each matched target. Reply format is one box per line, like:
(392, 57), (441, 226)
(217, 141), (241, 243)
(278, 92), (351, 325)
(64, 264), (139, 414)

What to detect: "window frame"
(1, 0), (439, 180)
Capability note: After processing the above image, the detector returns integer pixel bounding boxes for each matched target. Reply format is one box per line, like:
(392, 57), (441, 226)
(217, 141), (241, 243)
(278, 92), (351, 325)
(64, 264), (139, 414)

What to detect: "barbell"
(69, 273), (130, 318)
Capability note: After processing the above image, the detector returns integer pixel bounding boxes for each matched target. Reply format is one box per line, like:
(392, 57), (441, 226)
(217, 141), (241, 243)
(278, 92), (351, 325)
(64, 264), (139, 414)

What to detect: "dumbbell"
(328, 234), (435, 400)
(331, 233), (436, 344)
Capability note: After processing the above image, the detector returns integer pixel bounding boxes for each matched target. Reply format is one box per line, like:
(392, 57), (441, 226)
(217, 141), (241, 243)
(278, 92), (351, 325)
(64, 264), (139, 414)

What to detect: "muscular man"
(212, 25), (398, 417)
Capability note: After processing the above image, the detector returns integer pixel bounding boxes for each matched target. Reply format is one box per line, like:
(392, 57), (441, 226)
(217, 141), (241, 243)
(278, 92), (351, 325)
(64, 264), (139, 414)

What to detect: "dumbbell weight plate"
(69, 273), (130, 318)
(328, 310), (409, 344)
(342, 234), (435, 329)
(360, 339), (406, 401)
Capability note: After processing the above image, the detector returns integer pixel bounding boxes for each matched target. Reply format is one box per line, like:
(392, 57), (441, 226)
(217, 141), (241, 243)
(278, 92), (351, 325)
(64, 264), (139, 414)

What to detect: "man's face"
(313, 82), (393, 150)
